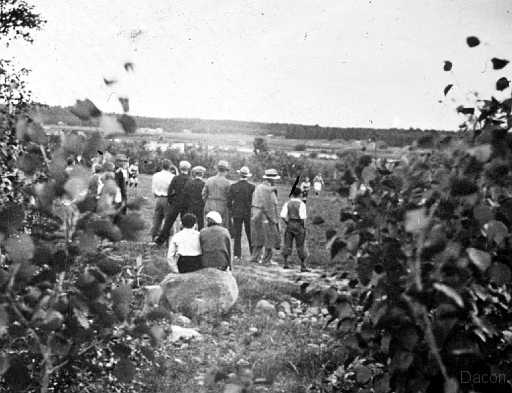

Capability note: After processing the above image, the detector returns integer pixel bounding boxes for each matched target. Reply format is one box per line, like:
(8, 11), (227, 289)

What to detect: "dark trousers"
(151, 197), (169, 238)
(177, 255), (202, 273)
(156, 206), (184, 244)
(232, 215), (251, 258)
(282, 220), (306, 261)
(187, 206), (204, 230)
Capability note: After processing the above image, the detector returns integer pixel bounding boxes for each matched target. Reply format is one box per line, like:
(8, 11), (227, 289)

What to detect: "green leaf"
(433, 283), (464, 308)
(467, 248), (491, 271)
(483, 220), (508, 245)
(405, 208), (429, 233)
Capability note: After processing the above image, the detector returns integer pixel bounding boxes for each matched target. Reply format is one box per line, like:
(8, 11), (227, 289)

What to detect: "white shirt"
(280, 198), (307, 220)
(152, 170), (174, 197)
(168, 228), (201, 258)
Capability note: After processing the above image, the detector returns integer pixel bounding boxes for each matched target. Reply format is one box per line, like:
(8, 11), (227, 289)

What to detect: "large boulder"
(160, 268), (238, 318)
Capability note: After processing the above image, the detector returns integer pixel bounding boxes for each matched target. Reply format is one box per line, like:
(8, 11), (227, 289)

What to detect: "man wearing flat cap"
(228, 166), (255, 262)
(155, 160), (191, 246)
(202, 160), (231, 226)
(250, 168), (281, 264)
(183, 165), (206, 230)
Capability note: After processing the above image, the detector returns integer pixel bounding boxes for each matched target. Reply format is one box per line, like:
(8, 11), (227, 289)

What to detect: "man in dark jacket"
(114, 154), (129, 215)
(183, 166), (206, 230)
(227, 166), (255, 262)
(155, 160), (191, 245)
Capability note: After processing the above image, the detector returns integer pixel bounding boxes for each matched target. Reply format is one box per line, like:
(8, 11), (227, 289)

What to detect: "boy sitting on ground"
(280, 187), (309, 272)
(167, 213), (202, 273)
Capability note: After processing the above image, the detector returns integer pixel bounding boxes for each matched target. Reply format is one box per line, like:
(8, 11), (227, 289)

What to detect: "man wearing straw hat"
(228, 166), (255, 263)
(202, 160), (231, 226)
(183, 165), (206, 230)
(250, 168), (281, 264)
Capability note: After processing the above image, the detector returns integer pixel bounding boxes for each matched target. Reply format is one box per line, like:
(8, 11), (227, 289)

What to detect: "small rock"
(278, 301), (292, 315)
(255, 299), (276, 314)
(175, 314), (192, 326)
(277, 311), (286, 319)
(192, 356), (202, 363)
(310, 317), (318, 324)
(220, 321), (230, 329)
(307, 307), (320, 316)
(169, 325), (202, 343)
(249, 327), (258, 334)
(237, 358), (250, 367)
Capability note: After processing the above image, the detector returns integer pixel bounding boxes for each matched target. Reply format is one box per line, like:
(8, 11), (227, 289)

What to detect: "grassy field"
(108, 174), (350, 392)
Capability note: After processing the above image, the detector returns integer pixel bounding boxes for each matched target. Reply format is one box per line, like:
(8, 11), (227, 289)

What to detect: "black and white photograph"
(1, 1), (512, 392)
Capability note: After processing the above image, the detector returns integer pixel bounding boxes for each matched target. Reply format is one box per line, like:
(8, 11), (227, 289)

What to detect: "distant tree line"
(31, 104), (452, 147)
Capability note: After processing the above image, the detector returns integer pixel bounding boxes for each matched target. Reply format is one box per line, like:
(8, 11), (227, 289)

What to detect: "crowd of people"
(150, 159), (321, 274)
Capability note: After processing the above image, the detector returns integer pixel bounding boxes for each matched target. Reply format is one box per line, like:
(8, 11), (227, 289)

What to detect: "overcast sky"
(5, 0), (512, 129)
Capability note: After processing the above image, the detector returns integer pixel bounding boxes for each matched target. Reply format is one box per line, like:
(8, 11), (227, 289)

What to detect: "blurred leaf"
(405, 208), (428, 233)
(70, 99), (102, 121)
(433, 283), (464, 308)
(473, 204), (494, 225)
(0, 353), (9, 376)
(443, 84), (453, 96)
(457, 106), (475, 115)
(118, 97), (129, 113)
(489, 262), (511, 286)
(16, 152), (43, 175)
(312, 215), (325, 225)
(113, 356), (136, 383)
(443, 61), (452, 71)
(3, 357), (30, 391)
(117, 114), (137, 134)
(467, 144), (492, 162)
(346, 233), (360, 253)
(0, 203), (24, 235)
(103, 77), (117, 86)
(362, 166), (377, 184)
(117, 213), (145, 240)
(466, 36), (480, 47)
(330, 237), (347, 259)
(467, 248), (491, 271)
(390, 350), (413, 372)
(99, 114), (124, 135)
(444, 377), (459, 393)
(16, 118), (48, 145)
(354, 365), (372, 384)
(87, 218), (122, 242)
(64, 169), (90, 202)
(5, 234), (34, 263)
(77, 231), (98, 253)
(125, 196), (148, 211)
(496, 77), (510, 91)
(150, 325), (165, 346)
(491, 58), (509, 70)
(0, 306), (9, 338)
(112, 284), (133, 321)
(62, 133), (83, 155)
(483, 220), (508, 245)
(124, 62), (135, 72)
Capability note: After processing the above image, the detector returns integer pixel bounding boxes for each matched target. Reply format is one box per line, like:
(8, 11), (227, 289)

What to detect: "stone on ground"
(161, 268), (239, 318)
(169, 325), (202, 343)
(278, 301), (292, 315)
(175, 314), (192, 326)
(255, 299), (276, 314)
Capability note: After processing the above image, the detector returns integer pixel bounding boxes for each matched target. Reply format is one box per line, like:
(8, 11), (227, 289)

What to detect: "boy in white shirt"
(280, 187), (309, 272)
(167, 213), (202, 273)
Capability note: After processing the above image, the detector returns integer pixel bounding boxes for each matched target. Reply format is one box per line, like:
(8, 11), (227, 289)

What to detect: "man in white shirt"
(151, 159), (175, 241)
(280, 187), (309, 272)
(167, 213), (202, 273)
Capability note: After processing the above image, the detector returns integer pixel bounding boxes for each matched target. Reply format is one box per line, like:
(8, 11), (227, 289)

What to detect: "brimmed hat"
(216, 160), (230, 171)
(237, 166), (252, 178)
(262, 168), (280, 180)
(179, 160), (191, 170)
(205, 211), (222, 224)
(192, 165), (206, 175)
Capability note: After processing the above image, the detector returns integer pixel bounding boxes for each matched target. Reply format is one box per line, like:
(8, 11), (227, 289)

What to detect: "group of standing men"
(151, 160), (312, 272)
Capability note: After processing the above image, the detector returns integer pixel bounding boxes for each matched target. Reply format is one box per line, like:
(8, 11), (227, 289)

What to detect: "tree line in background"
(32, 103), (450, 147)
